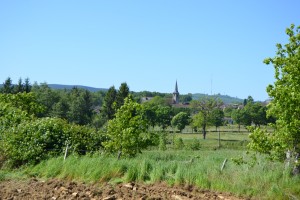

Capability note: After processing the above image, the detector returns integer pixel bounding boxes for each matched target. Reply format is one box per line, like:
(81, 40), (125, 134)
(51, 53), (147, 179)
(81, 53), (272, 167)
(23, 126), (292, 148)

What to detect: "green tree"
(190, 97), (223, 139)
(180, 93), (192, 103)
(155, 105), (172, 130)
(24, 77), (32, 93)
(248, 24), (300, 174)
(0, 92), (44, 116)
(249, 103), (267, 127)
(231, 109), (243, 132)
(2, 77), (14, 94)
(103, 96), (149, 157)
(210, 108), (224, 131)
(240, 108), (252, 127)
(67, 88), (93, 125)
(14, 78), (24, 93)
(103, 86), (117, 120)
(116, 82), (130, 109)
(31, 83), (59, 117)
(171, 112), (190, 133)
(141, 103), (157, 128)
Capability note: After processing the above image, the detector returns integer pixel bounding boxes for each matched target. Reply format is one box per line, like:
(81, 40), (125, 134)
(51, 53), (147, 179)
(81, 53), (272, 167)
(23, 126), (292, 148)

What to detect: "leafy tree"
(248, 24), (300, 174)
(0, 102), (31, 135)
(31, 83), (59, 117)
(223, 106), (234, 118)
(210, 108), (224, 131)
(171, 112), (190, 132)
(190, 97), (223, 139)
(103, 96), (150, 157)
(231, 109), (243, 132)
(155, 105), (172, 130)
(248, 103), (267, 127)
(146, 96), (170, 107)
(50, 97), (69, 119)
(0, 92), (44, 116)
(67, 88), (93, 125)
(180, 93), (193, 103)
(240, 108), (252, 127)
(103, 86), (117, 120)
(191, 111), (206, 136)
(141, 103), (157, 128)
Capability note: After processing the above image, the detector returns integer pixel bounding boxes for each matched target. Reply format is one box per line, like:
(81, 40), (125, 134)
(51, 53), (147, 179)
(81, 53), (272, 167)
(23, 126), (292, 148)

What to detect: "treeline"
(0, 77), (272, 168)
(0, 77), (193, 128)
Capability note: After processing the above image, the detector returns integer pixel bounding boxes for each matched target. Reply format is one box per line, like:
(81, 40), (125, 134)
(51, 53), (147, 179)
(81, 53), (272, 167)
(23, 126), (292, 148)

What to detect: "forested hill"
(48, 84), (108, 92)
(192, 93), (243, 104)
(48, 85), (244, 104)
(0, 83), (244, 104)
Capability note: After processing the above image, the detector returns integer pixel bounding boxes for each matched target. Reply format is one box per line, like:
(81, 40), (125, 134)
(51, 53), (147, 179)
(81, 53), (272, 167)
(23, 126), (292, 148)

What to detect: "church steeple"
(173, 80), (179, 104)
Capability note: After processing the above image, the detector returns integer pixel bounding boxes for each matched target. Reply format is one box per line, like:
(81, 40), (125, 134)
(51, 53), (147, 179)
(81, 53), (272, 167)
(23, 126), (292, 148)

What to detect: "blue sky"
(0, 1), (299, 101)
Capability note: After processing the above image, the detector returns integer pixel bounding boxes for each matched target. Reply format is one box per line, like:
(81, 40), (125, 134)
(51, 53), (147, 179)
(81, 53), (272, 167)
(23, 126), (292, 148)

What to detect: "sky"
(0, 1), (299, 101)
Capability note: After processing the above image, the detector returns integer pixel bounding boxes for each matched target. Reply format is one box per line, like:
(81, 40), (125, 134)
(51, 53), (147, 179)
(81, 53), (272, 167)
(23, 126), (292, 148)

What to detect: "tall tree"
(210, 108), (224, 131)
(31, 82), (59, 117)
(14, 78), (24, 93)
(171, 112), (190, 133)
(24, 77), (32, 93)
(231, 109), (243, 132)
(2, 77), (14, 94)
(190, 97), (223, 139)
(248, 24), (300, 175)
(155, 105), (172, 130)
(67, 87), (93, 125)
(116, 82), (130, 109)
(103, 86), (117, 120)
(103, 96), (149, 157)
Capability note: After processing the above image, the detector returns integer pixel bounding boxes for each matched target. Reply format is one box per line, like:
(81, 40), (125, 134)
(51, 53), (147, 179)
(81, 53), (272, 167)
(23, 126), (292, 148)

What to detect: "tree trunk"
(117, 150), (122, 160)
(202, 125), (206, 139)
(286, 150), (300, 176)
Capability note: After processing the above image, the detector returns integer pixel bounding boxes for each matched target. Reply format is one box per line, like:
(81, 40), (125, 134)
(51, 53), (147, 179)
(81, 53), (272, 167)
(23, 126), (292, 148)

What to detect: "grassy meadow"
(1, 126), (300, 199)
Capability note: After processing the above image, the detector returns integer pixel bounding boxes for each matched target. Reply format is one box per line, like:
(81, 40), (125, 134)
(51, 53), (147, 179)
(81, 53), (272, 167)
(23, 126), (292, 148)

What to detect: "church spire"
(173, 80), (179, 104)
(174, 80), (178, 93)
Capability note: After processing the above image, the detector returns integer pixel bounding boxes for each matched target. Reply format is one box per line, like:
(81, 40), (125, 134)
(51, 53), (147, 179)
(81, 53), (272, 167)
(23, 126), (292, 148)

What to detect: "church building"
(172, 80), (179, 104)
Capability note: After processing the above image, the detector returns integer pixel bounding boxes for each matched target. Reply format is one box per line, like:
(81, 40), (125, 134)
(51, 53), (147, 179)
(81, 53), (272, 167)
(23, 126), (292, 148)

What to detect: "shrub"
(174, 137), (185, 150)
(187, 138), (201, 150)
(1, 117), (105, 168)
(159, 135), (167, 151)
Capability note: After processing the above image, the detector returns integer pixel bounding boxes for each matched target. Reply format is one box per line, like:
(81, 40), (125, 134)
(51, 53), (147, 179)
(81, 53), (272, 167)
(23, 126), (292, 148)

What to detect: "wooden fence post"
(221, 158), (227, 171)
(64, 144), (69, 161)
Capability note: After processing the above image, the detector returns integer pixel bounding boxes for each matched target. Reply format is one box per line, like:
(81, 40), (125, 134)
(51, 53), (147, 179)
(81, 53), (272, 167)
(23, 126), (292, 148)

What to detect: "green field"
(1, 128), (299, 199)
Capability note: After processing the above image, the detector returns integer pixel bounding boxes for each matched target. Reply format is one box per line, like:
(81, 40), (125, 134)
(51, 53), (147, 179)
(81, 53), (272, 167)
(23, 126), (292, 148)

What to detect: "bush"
(174, 137), (185, 150)
(186, 138), (201, 150)
(159, 135), (167, 151)
(1, 117), (106, 168)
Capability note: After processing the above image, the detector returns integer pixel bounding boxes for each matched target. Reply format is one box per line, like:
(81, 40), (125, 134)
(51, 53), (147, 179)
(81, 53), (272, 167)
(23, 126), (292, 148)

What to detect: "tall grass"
(21, 150), (300, 199)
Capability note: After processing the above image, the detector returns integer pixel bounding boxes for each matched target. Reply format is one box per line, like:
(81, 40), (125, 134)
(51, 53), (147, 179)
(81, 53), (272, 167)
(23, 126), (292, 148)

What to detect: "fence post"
(64, 144), (69, 161)
(218, 129), (221, 148)
(221, 158), (227, 171)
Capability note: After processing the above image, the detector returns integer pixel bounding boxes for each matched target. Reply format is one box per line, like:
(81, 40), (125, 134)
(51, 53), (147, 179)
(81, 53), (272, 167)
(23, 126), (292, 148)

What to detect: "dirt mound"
(0, 179), (247, 200)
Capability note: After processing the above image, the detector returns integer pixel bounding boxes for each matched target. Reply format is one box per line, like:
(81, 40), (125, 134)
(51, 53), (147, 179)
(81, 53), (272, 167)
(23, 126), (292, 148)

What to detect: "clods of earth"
(0, 179), (248, 200)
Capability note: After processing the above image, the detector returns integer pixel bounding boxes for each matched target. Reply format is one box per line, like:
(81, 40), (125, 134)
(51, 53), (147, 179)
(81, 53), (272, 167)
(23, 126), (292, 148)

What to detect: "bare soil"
(0, 179), (248, 200)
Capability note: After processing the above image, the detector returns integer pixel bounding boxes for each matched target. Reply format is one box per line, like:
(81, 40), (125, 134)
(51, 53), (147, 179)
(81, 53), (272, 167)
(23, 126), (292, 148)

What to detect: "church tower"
(172, 80), (179, 104)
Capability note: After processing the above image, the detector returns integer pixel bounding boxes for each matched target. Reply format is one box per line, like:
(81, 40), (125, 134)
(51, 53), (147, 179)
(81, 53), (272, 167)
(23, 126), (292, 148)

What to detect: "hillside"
(192, 93), (243, 104)
(47, 84), (108, 92)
